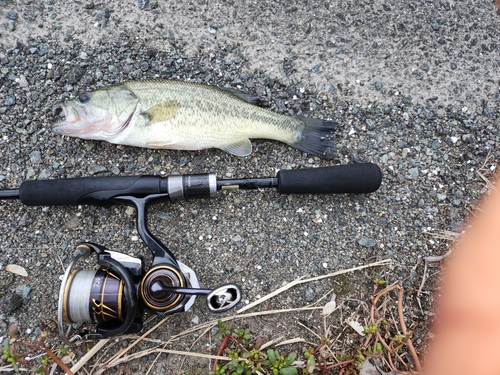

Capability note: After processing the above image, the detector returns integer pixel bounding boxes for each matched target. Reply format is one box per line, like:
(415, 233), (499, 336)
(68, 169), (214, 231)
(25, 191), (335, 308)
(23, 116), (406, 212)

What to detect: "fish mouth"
(52, 103), (87, 136)
(52, 103), (117, 138)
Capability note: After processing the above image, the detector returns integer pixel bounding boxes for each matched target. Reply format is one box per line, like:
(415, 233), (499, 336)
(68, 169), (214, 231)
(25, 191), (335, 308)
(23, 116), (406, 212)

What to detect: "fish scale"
(125, 80), (289, 138)
(53, 79), (338, 159)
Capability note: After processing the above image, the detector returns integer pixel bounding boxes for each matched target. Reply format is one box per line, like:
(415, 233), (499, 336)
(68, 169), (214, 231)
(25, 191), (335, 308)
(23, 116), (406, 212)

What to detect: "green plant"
(184, 368), (203, 375)
(3, 338), (19, 373)
(210, 322), (297, 375)
(363, 324), (378, 334)
(217, 320), (231, 340)
(233, 328), (251, 347)
(303, 348), (317, 374)
(392, 334), (404, 345)
(261, 349), (297, 375)
(208, 277), (424, 375)
(354, 352), (365, 370)
(1, 324), (73, 374)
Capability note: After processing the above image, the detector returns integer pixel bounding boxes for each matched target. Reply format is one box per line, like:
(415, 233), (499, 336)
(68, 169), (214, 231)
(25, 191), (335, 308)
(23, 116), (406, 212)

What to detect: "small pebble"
(15, 285), (31, 299)
(6, 11), (18, 21)
(305, 288), (315, 302)
(358, 238), (376, 248)
(4, 96), (15, 106)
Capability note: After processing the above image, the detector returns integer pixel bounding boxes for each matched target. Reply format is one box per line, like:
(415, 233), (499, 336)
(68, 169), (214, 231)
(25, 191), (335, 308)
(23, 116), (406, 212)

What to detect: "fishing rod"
(0, 163), (382, 344)
(1, 163), (382, 204)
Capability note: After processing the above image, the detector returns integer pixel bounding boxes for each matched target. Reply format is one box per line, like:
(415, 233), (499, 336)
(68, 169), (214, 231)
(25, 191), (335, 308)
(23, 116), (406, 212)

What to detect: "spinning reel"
(57, 186), (241, 345)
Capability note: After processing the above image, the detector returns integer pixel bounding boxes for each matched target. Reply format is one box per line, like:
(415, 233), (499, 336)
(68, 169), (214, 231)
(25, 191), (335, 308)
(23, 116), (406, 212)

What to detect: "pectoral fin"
(219, 138), (252, 157)
(141, 101), (180, 125)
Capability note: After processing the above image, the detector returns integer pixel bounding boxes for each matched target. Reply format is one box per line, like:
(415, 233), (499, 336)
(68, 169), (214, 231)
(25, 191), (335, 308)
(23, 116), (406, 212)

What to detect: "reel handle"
(148, 282), (242, 313)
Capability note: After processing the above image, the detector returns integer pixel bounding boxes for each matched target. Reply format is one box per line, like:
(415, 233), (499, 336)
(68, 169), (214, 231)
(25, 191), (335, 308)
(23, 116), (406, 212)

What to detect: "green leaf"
(274, 349), (280, 359)
(306, 356), (316, 373)
(60, 344), (68, 355)
(267, 349), (276, 365)
(285, 352), (297, 366)
(279, 367), (298, 375)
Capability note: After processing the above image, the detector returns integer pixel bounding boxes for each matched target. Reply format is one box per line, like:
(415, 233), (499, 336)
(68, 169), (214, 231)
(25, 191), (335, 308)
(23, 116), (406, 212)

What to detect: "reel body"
(58, 190), (241, 344)
(58, 243), (204, 343)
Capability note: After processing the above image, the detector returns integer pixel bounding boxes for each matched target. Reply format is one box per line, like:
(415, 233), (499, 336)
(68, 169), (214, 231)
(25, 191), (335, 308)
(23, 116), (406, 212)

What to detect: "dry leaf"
(360, 358), (402, 374)
(254, 336), (264, 350)
(4, 264), (28, 277)
(322, 293), (337, 316)
(346, 319), (365, 336)
(8, 322), (18, 338)
(60, 354), (74, 365)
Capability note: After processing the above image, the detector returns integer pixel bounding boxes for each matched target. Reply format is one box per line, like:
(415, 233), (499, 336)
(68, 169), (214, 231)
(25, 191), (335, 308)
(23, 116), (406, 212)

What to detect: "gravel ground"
(0, 0), (499, 374)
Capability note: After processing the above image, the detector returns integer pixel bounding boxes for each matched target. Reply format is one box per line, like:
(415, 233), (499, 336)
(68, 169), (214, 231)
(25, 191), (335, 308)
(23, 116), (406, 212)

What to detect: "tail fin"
(291, 116), (338, 160)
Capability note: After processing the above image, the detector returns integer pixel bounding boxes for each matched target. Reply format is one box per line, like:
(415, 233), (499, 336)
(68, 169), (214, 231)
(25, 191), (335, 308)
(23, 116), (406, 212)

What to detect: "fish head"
(53, 85), (139, 141)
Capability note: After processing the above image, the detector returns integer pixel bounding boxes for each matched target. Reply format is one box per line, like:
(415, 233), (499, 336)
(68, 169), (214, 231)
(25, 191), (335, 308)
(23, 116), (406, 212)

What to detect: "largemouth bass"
(53, 79), (337, 159)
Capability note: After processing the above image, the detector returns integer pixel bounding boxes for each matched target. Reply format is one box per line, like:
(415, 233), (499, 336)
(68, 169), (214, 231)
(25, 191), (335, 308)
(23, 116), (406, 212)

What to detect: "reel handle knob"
(206, 284), (242, 313)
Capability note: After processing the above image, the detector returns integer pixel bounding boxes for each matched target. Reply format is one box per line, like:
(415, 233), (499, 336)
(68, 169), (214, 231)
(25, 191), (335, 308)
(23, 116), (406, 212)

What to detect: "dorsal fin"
(220, 87), (261, 105)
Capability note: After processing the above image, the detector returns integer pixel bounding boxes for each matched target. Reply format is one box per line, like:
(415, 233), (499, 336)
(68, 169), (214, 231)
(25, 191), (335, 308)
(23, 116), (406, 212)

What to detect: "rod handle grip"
(18, 176), (163, 206)
(277, 163), (382, 194)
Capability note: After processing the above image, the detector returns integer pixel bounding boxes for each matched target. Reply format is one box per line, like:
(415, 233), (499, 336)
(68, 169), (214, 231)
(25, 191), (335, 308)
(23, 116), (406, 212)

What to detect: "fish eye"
(78, 93), (91, 103)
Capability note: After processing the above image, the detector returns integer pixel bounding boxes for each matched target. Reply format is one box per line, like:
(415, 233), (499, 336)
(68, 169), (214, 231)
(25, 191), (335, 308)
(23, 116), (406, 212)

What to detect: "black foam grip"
(19, 176), (163, 206)
(277, 163), (382, 194)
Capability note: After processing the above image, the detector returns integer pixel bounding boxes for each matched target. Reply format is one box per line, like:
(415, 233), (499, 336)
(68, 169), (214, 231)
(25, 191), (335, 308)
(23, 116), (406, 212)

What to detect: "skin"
(425, 173), (500, 374)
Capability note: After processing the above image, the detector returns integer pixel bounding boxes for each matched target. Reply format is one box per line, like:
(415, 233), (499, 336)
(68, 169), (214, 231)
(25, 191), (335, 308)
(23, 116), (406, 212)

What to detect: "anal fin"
(145, 139), (180, 148)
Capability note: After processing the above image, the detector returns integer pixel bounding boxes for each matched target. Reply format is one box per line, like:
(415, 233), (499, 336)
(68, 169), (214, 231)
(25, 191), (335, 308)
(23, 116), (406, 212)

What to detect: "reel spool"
(62, 267), (125, 324)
